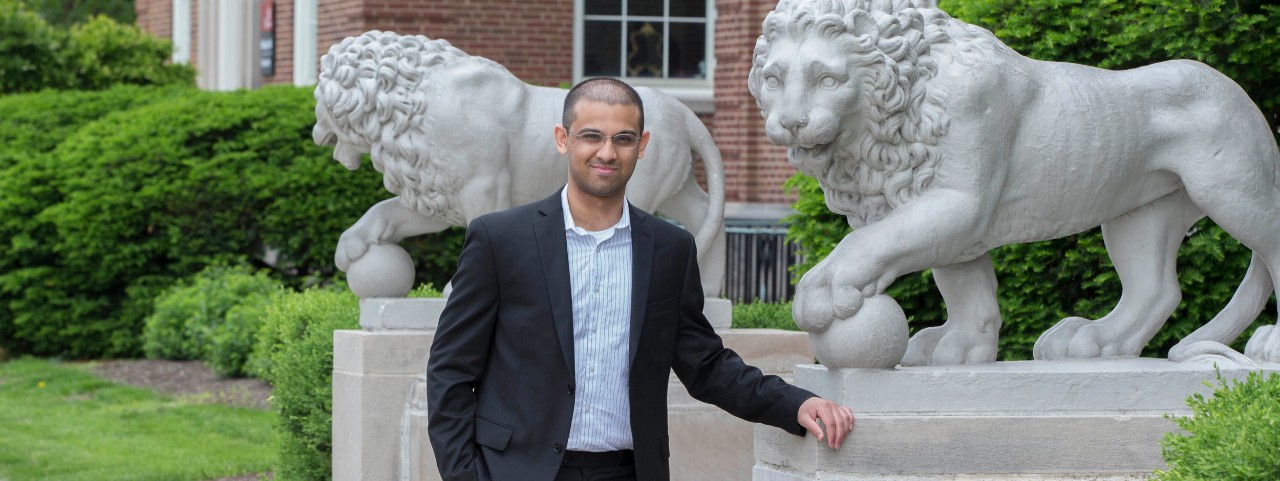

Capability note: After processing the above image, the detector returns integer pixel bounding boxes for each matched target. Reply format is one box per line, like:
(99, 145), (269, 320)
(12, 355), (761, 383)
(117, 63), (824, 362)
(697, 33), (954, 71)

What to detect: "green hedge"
(0, 0), (193, 95)
(256, 286), (359, 481)
(1153, 371), (1280, 480)
(784, 0), (1278, 359)
(0, 85), (463, 358)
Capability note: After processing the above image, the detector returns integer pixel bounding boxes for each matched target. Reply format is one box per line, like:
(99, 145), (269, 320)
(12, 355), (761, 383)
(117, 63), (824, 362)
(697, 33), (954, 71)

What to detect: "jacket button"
(567, 384), (575, 395)
(553, 443), (563, 453)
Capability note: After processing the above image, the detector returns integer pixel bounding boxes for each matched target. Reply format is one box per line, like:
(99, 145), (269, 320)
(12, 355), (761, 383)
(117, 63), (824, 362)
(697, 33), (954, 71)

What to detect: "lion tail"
(684, 108), (725, 264)
(1174, 251), (1273, 356)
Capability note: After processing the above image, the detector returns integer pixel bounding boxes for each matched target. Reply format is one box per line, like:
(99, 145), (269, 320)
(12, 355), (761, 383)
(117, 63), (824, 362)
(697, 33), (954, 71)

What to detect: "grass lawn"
(0, 358), (275, 481)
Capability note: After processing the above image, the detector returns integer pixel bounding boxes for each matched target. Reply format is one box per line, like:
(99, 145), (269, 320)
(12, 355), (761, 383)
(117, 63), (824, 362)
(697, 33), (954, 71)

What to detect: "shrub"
(0, 0), (70, 93)
(1152, 370), (1280, 481)
(142, 264), (280, 377)
(0, 84), (464, 358)
(66, 14), (195, 90)
(732, 300), (799, 331)
(257, 286), (359, 481)
(0, 1), (193, 95)
(784, 0), (1278, 360)
(0, 86), (195, 357)
(24, 0), (135, 26)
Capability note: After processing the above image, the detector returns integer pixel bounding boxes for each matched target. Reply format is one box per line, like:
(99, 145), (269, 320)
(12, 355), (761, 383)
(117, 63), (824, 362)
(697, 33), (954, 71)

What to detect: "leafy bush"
(66, 15), (195, 90)
(0, 1), (192, 95)
(784, 0), (1278, 360)
(0, 0), (70, 93)
(732, 300), (799, 331)
(0, 85), (463, 358)
(257, 286), (359, 481)
(142, 264), (280, 377)
(1152, 371), (1280, 481)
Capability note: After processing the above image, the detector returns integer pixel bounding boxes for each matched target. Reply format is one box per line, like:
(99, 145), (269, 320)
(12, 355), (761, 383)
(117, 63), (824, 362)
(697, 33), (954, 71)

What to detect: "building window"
(575, 0), (714, 111)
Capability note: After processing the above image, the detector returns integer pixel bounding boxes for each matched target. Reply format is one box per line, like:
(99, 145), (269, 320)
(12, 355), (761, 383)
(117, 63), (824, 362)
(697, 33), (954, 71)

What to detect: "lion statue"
(749, 0), (1280, 366)
(313, 31), (727, 298)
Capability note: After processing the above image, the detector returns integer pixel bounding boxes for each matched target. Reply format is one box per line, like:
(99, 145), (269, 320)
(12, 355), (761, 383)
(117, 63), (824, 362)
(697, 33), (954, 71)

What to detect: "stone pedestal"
(754, 359), (1280, 481)
(333, 298), (444, 481)
(334, 297), (808, 481)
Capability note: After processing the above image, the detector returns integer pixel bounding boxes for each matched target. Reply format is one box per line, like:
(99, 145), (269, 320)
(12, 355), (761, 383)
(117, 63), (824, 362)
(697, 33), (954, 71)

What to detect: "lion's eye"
(765, 76), (780, 89)
(820, 76), (838, 88)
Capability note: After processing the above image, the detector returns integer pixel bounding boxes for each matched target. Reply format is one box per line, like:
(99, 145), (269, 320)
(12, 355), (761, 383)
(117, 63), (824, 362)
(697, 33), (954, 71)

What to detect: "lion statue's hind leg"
(903, 253), (1001, 366)
(1035, 192), (1201, 360)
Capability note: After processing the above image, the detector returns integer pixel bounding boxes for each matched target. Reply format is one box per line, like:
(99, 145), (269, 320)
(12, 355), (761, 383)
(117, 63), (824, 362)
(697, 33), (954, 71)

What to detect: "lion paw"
(1033, 317), (1092, 360)
(902, 326), (996, 366)
(1245, 325), (1280, 364)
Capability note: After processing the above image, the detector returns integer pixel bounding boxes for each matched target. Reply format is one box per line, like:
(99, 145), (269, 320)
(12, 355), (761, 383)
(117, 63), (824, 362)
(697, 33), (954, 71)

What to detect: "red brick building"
(134, 0), (796, 215)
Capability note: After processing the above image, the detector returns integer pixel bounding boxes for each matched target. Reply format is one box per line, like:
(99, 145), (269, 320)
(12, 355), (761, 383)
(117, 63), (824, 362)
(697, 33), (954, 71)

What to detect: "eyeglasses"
(566, 129), (641, 150)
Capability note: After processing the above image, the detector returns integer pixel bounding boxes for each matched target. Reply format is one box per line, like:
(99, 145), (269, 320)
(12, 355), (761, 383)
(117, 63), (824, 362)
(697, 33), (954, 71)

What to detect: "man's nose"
(595, 140), (618, 161)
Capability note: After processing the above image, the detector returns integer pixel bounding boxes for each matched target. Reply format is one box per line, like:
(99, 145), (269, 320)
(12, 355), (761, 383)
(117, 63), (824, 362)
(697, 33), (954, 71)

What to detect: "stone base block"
(360, 298), (446, 330)
(705, 297), (733, 331)
(333, 329), (436, 481)
(755, 359), (1280, 480)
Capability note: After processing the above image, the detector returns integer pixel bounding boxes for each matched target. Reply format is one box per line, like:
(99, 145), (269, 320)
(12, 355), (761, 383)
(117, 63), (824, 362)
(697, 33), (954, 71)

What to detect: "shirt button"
(567, 384), (575, 395)
(554, 442), (563, 453)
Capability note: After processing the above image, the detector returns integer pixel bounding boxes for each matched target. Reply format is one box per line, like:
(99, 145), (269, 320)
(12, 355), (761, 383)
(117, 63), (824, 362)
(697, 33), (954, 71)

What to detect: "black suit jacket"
(426, 191), (813, 481)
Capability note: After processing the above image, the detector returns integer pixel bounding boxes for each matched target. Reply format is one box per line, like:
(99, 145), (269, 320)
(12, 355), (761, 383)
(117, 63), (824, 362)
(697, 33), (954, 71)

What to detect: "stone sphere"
(346, 243), (415, 298)
(809, 295), (909, 369)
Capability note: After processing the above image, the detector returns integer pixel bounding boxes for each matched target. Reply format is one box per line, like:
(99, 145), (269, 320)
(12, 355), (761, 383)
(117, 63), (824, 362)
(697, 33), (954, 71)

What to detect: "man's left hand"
(797, 397), (855, 450)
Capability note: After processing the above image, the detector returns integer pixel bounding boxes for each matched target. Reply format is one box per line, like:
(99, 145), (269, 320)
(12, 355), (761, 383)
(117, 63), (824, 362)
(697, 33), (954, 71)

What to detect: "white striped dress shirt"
(561, 188), (634, 451)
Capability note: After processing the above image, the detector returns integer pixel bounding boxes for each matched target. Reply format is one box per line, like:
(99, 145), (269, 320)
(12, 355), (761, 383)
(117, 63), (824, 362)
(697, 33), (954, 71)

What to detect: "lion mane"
(315, 31), (507, 224)
(749, 0), (964, 227)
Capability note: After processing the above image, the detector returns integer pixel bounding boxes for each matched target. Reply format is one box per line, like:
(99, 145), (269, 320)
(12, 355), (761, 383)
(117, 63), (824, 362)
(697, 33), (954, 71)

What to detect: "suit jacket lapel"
(534, 193), (575, 376)
(628, 205), (653, 366)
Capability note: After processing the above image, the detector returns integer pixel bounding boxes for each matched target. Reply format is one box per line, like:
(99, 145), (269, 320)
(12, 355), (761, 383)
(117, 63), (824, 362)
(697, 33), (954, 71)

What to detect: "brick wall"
(262, 0), (295, 84)
(712, 0), (794, 205)
(135, 0), (172, 42)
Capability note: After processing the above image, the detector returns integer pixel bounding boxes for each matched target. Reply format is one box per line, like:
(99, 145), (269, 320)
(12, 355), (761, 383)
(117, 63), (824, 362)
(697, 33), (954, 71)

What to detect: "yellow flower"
(37, 381), (46, 389)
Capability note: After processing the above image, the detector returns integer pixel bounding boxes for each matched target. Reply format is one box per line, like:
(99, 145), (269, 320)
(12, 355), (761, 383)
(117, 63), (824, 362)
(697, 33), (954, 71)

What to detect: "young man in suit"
(427, 77), (854, 481)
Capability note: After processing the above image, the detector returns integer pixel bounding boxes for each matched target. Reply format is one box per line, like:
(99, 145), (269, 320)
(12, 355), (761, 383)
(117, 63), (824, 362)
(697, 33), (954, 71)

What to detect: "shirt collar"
(561, 186), (631, 234)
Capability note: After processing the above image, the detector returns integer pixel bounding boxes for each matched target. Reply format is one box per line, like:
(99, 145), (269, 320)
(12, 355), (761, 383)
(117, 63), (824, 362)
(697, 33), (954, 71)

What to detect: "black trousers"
(553, 450), (637, 481)
(552, 465), (637, 481)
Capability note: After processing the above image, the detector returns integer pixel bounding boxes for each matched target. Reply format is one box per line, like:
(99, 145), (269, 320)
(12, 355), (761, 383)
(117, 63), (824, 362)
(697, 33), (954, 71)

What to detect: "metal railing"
(721, 223), (802, 303)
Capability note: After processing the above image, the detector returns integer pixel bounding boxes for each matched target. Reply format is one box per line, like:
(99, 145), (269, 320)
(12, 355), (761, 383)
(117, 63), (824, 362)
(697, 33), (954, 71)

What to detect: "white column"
(172, 0), (192, 63)
(293, 0), (317, 86)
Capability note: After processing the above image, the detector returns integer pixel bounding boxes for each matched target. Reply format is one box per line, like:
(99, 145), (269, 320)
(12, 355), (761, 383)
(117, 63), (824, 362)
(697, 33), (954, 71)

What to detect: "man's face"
(555, 100), (650, 201)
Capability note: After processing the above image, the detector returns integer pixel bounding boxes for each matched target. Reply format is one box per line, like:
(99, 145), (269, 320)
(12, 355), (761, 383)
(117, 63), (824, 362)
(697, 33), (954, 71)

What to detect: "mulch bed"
(90, 359), (273, 410)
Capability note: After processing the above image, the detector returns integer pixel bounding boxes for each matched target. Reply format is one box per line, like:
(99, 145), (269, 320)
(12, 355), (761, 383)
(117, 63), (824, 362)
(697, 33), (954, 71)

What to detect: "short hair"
(562, 77), (645, 132)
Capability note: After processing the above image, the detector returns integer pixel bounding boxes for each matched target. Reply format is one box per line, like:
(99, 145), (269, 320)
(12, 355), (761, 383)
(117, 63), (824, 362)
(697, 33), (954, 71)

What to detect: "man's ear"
(554, 125), (570, 154)
(636, 130), (651, 159)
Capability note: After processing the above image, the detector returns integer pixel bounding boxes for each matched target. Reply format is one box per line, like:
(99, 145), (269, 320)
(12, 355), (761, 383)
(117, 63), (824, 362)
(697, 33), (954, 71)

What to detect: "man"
(427, 77), (854, 481)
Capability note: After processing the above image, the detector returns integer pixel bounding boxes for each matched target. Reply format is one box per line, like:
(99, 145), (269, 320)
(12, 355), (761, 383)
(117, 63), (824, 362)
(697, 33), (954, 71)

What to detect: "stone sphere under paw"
(809, 295), (908, 369)
(346, 243), (415, 298)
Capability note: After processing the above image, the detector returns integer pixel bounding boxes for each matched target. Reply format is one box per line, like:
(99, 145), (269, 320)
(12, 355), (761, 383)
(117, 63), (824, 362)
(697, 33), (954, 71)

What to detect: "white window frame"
(573, 0), (716, 113)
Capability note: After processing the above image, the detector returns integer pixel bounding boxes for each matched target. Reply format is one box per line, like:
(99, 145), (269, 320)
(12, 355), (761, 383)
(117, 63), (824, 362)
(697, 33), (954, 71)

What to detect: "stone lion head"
(313, 31), (502, 223)
(749, 0), (953, 226)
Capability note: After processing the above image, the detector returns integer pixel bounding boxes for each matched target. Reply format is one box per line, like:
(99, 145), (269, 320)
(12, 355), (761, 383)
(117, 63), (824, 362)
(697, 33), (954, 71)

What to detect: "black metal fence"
(721, 222), (802, 303)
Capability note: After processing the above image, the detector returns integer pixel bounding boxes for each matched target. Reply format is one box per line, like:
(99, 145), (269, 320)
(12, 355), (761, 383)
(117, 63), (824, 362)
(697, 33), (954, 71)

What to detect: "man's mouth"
(591, 164), (619, 175)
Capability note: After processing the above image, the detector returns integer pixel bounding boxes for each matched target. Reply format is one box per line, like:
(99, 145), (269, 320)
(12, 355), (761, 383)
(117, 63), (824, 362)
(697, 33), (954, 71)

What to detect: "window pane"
(626, 21), (664, 77)
(668, 22), (705, 78)
(628, 0), (663, 17)
(585, 0), (621, 15)
(584, 21), (622, 77)
(669, 0), (706, 18)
